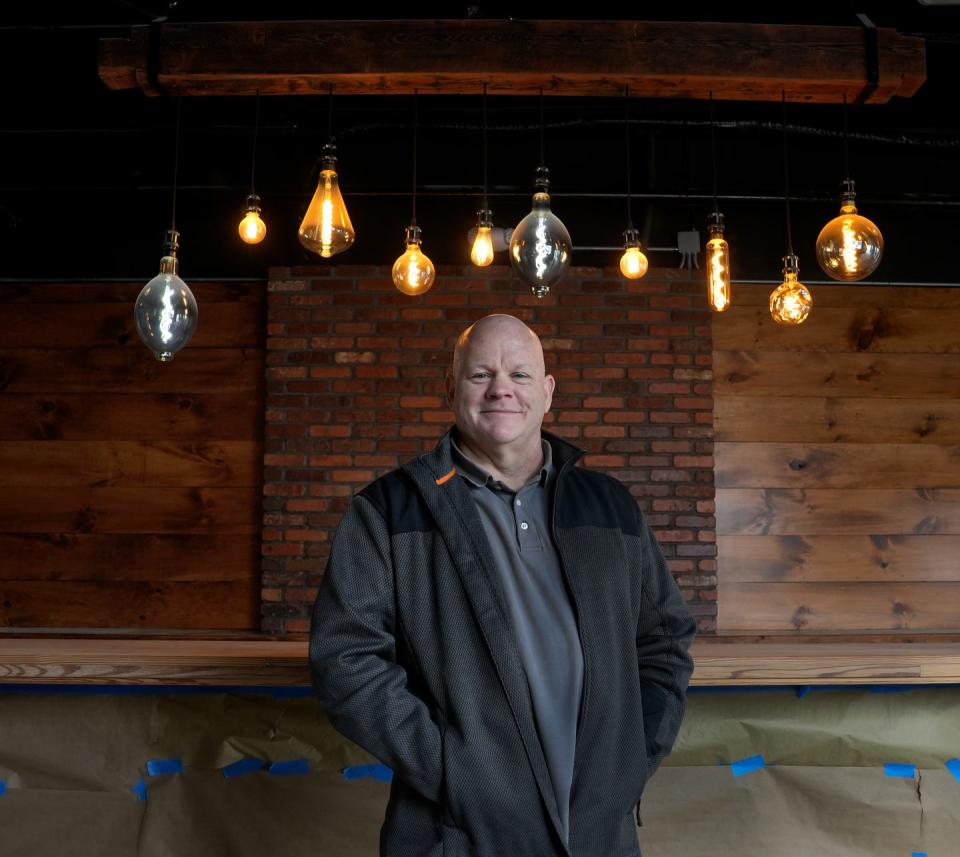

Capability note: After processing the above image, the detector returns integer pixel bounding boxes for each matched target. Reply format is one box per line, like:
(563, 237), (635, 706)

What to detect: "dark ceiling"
(2, 2), (959, 285)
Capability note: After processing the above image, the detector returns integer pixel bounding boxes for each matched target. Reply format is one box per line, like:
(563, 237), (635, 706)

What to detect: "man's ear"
(544, 374), (556, 412)
(444, 371), (456, 406)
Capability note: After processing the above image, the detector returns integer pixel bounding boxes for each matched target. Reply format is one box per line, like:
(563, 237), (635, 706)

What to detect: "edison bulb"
(393, 225), (436, 295)
(815, 181), (882, 281)
(619, 228), (648, 279)
(509, 166), (571, 298)
(769, 254), (812, 325)
(470, 210), (495, 267)
(298, 145), (354, 258)
(238, 194), (266, 244)
(706, 213), (731, 312)
(134, 230), (198, 362)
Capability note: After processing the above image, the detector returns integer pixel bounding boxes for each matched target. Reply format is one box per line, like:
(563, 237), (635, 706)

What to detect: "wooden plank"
(714, 351), (960, 399)
(718, 582), (960, 632)
(0, 281), (263, 303)
(0, 441), (262, 487)
(714, 306), (960, 353)
(0, 581), (259, 630)
(717, 535), (960, 583)
(97, 20), (925, 103)
(0, 303), (263, 348)
(726, 283), (960, 309)
(0, 533), (257, 581)
(715, 396), (960, 444)
(0, 487), (261, 534)
(717, 488), (960, 535)
(0, 393), (264, 441)
(715, 442), (960, 488)
(0, 349), (263, 393)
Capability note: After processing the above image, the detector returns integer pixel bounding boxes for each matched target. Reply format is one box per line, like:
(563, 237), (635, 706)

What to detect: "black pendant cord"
(411, 89), (418, 227)
(624, 84), (633, 230)
(327, 82), (334, 145)
(781, 92), (794, 257)
(539, 87), (545, 169)
(482, 82), (488, 212)
(842, 92), (851, 181)
(710, 91), (719, 216)
(170, 95), (182, 234)
(249, 89), (260, 195)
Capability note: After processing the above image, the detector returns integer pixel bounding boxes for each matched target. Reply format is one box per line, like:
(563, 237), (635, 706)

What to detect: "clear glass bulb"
(470, 210), (495, 267)
(238, 194), (266, 244)
(619, 228), (648, 279)
(706, 214), (731, 312)
(298, 146), (355, 258)
(134, 231), (198, 362)
(769, 254), (812, 325)
(393, 225), (436, 296)
(815, 181), (883, 281)
(509, 167), (571, 298)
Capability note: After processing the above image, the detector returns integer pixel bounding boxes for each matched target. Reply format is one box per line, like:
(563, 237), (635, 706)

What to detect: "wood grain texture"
(97, 20), (925, 102)
(718, 582), (960, 632)
(715, 397), (960, 443)
(716, 488), (960, 535)
(726, 283), (960, 309)
(715, 442), (960, 488)
(717, 535), (960, 582)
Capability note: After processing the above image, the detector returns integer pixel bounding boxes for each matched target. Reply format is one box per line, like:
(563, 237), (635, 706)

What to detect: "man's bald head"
(451, 314), (546, 379)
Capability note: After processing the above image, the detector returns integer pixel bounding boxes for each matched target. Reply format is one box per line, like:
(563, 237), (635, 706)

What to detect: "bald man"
(310, 314), (695, 857)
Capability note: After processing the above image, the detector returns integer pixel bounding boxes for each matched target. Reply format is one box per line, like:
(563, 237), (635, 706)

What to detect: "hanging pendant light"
(135, 97), (198, 362)
(238, 89), (266, 244)
(509, 89), (571, 298)
(706, 93), (731, 311)
(770, 93), (812, 325)
(470, 82), (495, 267)
(393, 89), (435, 295)
(619, 85), (648, 280)
(299, 84), (355, 258)
(815, 96), (883, 280)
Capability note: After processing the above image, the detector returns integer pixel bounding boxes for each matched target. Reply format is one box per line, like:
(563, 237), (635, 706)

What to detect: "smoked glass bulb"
(134, 230), (198, 362)
(815, 181), (883, 281)
(298, 146), (355, 258)
(509, 167), (571, 298)
(706, 214), (731, 312)
(619, 228), (648, 279)
(470, 210), (495, 267)
(238, 194), (266, 244)
(392, 225), (436, 296)
(769, 254), (812, 325)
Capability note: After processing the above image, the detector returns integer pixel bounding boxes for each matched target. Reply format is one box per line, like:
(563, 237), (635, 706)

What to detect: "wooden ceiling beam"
(98, 19), (926, 104)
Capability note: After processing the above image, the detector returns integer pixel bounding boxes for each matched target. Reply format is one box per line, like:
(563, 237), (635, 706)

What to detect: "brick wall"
(262, 264), (717, 636)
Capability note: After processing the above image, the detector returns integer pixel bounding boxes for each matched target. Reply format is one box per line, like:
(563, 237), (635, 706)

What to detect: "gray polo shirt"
(450, 435), (584, 844)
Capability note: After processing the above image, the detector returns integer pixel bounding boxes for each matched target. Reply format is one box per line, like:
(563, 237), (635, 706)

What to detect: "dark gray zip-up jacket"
(309, 429), (696, 857)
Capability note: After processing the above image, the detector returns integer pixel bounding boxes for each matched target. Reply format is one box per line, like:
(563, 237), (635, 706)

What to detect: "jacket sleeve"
(633, 505), (696, 775)
(309, 493), (443, 803)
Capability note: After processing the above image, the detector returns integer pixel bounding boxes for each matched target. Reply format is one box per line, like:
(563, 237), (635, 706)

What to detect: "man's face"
(446, 320), (555, 454)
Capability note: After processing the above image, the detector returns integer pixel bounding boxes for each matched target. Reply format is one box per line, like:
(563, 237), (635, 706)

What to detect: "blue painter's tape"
(131, 778), (147, 801)
(731, 755), (765, 777)
(269, 759), (310, 776)
(0, 781), (7, 797)
(884, 763), (917, 778)
(795, 686), (811, 699)
(146, 759), (183, 776)
(343, 764), (393, 783)
(945, 758), (960, 783)
(913, 852), (927, 856)
(222, 758), (266, 778)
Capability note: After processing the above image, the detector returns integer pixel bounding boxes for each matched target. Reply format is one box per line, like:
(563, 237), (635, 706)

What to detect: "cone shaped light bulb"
(619, 228), (648, 279)
(706, 214), (731, 312)
(298, 147), (354, 258)
(769, 254), (812, 325)
(470, 210), (495, 267)
(815, 181), (883, 281)
(393, 225), (436, 296)
(509, 167), (571, 298)
(134, 230), (198, 361)
(238, 194), (266, 244)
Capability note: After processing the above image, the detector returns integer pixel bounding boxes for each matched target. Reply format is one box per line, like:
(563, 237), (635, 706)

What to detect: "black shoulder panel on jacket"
(555, 467), (643, 536)
(359, 469), (437, 534)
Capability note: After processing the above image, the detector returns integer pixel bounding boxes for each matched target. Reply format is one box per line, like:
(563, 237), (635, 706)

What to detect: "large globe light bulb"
(815, 180), (883, 281)
(298, 144), (355, 258)
(769, 254), (812, 325)
(392, 225), (436, 296)
(134, 230), (198, 361)
(509, 166), (571, 298)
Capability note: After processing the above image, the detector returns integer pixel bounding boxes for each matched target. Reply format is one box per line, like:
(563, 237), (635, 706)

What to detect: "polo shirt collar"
(451, 431), (553, 490)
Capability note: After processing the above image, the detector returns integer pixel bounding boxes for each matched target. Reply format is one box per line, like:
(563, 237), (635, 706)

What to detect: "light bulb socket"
(321, 141), (338, 171)
(243, 193), (262, 215)
(162, 228), (181, 258)
(707, 211), (726, 237)
(533, 165), (551, 193)
(839, 178), (857, 206)
(404, 224), (423, 246)
(622, 227), (641, 249)
(782, 253), (800, 276)
(476, 209), (493, 228)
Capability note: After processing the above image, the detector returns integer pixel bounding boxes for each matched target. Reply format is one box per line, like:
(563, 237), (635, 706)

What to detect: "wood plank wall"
(0, 282), (265, 631)
(714, 284), (960, 634)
